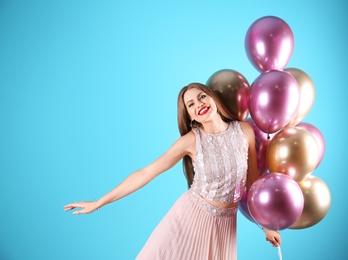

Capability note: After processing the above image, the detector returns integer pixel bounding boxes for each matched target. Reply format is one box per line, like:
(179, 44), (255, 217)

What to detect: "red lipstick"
(198, 106), (210, 116)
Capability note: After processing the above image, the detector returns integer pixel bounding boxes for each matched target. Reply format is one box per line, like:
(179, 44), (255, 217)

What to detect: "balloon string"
(277, 245), (283, 260)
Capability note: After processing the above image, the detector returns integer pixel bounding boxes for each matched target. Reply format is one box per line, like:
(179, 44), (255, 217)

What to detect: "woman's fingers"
(266, 236), (281, 247)
(64, 202), (82, 212)
(264, 229), (282, 247)
(72, 209), (85, 215)
(275, 235), (282, 245)
(64, 201), (96, 214)
(272, 239), (279, 247)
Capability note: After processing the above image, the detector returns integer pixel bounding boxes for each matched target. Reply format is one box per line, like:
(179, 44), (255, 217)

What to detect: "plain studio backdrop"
(0, 0), (347, 259)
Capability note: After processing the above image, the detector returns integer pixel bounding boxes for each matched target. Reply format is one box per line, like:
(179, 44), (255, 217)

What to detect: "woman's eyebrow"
(186, 92), (204, 105)
(186, 99), (194, 106)
(197, 92), (204, 97)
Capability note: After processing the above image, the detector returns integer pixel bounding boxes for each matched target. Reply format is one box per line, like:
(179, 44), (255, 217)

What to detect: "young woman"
(64, 83), (281, 259)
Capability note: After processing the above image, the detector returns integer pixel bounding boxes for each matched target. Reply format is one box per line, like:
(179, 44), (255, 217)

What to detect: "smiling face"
(177, 83), (236, 137)
(183, 87), (218, 124)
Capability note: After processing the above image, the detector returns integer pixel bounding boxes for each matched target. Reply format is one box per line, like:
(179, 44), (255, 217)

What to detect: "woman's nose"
(197, 101), (204, 108)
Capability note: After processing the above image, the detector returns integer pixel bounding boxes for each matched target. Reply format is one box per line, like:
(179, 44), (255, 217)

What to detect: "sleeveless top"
(191, 121), (248, 203)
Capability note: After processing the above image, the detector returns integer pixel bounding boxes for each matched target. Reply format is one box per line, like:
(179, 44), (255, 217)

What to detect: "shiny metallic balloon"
(290, 175), (331, 229)
(247, 173), (304, 230)
(238, 187), (255, 223)
(249, 70), (300, 134)
(296, 122), (326, 168)
(285, 68), (316, 126)
(246, 118), (276, 175)
(267, 127), (320, 182)
(207, 69), (250, 121)
(245, 16), (294, 72)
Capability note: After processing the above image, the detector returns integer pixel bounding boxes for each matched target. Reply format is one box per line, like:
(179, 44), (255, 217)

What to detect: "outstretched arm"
(64, 132), (195, 214)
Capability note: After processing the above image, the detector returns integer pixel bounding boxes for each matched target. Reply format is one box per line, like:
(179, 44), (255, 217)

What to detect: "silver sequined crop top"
(191, 121), (248, 203)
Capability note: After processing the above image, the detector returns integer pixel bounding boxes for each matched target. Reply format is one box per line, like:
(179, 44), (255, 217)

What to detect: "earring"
(190, 120), (195, 128)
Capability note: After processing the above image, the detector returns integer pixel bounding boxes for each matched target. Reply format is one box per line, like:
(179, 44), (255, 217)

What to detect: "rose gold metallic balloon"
(246, 118), (276, 175)
(245, 16), (294, 72)
(267, 127), (319, 182)
(249, 70), (300, 134)
(247, 173), (304, 230)
(296, 122), (326, 168)
(290, 175), (331, 229)
(285, 68), (316, 127)
(207, 69), (250, 121)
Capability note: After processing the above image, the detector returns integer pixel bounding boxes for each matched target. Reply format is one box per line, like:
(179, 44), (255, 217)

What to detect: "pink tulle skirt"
(136, 189), (237, 260)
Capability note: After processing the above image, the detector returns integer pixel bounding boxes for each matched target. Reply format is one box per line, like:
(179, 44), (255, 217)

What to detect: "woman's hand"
(263, 228), (281, 247)
(64, 201), (100, 215)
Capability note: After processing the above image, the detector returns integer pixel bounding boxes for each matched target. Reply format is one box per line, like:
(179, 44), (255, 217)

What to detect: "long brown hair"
(177, 82), (238, 188)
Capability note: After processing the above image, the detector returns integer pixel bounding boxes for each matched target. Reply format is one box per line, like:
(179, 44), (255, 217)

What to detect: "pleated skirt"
(136, 189), (238, 260)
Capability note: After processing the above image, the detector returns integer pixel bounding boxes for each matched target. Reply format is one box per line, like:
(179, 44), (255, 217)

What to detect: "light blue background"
(1, 0), (346, 259)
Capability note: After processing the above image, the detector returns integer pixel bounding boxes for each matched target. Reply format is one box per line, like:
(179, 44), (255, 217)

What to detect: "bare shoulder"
(178, 130), (195, 148)
(176, 130), (196, 157)
(181, 130), (195, 141)
(238, 120), (255, 141)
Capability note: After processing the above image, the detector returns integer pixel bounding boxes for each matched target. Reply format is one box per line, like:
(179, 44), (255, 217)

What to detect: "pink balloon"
(256, 139), (272, 175)
(249, 70), (300, 134)
(296, 122), (326, 168)
(246, 118), (276, 175)
(245, 16), (294, 72)
(238, 187), (255, 223)
(247, 173), (304, 230)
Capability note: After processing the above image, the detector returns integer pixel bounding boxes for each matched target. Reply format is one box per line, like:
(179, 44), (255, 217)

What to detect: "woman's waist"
(190, 186), (242, 206)
(203, 196), (238, 209)
(189, 189), (238, 216)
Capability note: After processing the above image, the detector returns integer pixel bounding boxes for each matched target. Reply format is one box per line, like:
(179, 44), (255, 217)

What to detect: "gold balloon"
(267, 127), (319, 182)
(207, 69), (250, 121)
(285, 68), (316, 127)
(290, 175), (331, 229)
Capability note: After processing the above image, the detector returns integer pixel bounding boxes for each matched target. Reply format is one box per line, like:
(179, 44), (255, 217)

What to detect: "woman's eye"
(199, 94), (206, 100)
(188, 103), (194, 108)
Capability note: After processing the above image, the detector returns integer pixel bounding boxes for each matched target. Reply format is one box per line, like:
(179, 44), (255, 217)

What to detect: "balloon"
(249, 70), (300, 134)
(247, 173), (304, 230)
(207, 69), (250, 121)
(238, 187), (255, 222)
(245, 16), (294, 72)
(246, 118), (276, 175)
(267, 127), (319, 182)
(285, 68), (316, 126)
(256, 139), (272, 176)
(296, 122), (325, 168)
(247, 117), (277, 144)
(290, 175), (331, 229)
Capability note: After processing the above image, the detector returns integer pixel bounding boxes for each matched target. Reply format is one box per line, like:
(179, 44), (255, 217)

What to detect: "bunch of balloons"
(207, 16), (330, 231)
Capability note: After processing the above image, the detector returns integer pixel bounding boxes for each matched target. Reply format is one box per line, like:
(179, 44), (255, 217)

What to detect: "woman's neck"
(200, 118), (229, 134)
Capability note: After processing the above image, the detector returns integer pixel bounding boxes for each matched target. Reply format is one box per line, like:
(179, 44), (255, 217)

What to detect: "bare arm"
(64, 132), (195, 214)
(240, 121), (282, 247)
(239, 121), (258, 190)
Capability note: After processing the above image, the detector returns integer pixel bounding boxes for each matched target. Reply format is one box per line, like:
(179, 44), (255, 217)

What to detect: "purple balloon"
(256, 139), (272, 176)
(238, 187), (255, 223)
(249, 70), (300, 134)
(296, 122), (326, 168)
(247, 118), (276, 175)
(245, 16), (294, 72)
(247, 173), (304, 230)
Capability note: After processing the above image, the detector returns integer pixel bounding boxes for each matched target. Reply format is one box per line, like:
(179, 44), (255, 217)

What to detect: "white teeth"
(199, 107), (208, 115)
